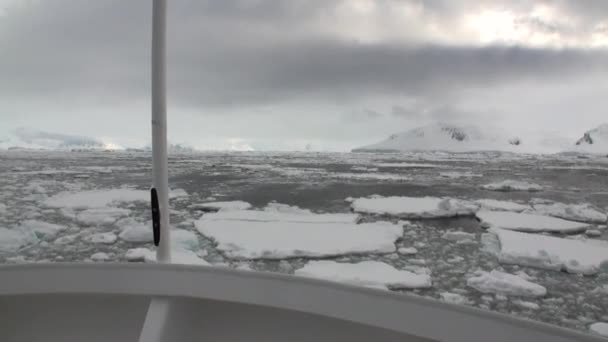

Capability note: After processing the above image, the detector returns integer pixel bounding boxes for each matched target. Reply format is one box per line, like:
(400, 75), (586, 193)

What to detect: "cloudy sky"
(1, 0), (607, 151)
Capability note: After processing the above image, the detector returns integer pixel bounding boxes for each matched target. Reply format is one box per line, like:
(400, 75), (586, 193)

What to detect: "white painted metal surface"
(151, 0), (170, 263)
(0, 263), (603, 342)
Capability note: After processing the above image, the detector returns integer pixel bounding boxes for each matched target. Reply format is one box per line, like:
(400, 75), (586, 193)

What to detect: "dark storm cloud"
(0, 0), (607, 108)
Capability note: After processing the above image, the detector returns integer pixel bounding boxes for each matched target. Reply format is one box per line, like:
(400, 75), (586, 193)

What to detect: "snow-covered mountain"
(0, 128), (114, 151)
(574, 124), (608, 154)
(353, 123), (521, 153)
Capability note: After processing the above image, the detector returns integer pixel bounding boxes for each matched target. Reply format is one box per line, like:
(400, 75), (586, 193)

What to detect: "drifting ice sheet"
(202, 206), (358, 224)
(477, 211), (590, 233)
(44, 189), (148, 209)
(191, 201), (252, 212)
(481, 180), (543, 192)
(475, 199), (530, 212)
(195, 218), (402, 259)
(527, 202), (607, 224)
(295, 260), (431, 289)
(75, 207), (130, 225)
(351, 196), (478, 218)
(467, 270), (546, 297)
(0, 228), (38, 252)
(485, 228), (608, 275)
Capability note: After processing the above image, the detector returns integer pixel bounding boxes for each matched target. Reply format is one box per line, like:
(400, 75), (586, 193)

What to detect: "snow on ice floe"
(44, 188), (148, 209)
(195, 205), (402, 259)
(438, 171), (482, 179)
(0, 227), (38, 252)
(125, 228), (208, 265)
(376, 162), (439, 168)
(190, 200), (252, 212)
(90, 252), (110, 262)
(439, 292), (471, 305)
(118, 219), (152, 243)
(295, 260), (431, 290)
(484, 228), (608, 275)
(351, 196), (479, 219)
(169, 188), (189, 199)
(75, 207), (130, 225)
(475, 199), (530, 213)
(467, 270), (546, 297)
(477, 211), (590, 233)
(590, 322), (608, 337)
(202, 203), (358, 224)
(18, 220), (65, 240)
(84, 232), (117, 244)
(481, 180), (543, 192)
(526, 202), (607, 224)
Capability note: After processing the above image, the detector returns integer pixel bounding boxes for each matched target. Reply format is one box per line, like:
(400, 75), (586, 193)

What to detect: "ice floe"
(44, 188), (148, 209)
(75, 207), (130, 225)
(467, 270), (547, 297)
(84, 232), (117, 244)
(439, 171), (482, 179)
(484, 228), (608, 275)
(376, 162), (439, 168)
(169, 188), (189, 199)
(0, 227), (38, 252)
(125, 247), (209, 266)
(527, 202), (607, 224)
(190, 200), (252, 212)
(481, 180), (543, 192)
(440, 292), (470, 305)
(295, 260), (431, 290)
(202, 204), (358, 224)
(351, 196), (479, 219)
(590, 322), (608, 337)
(441, 231), (476, 243)
(512, 300), (540, 310)
(18, 220), (65, 240)
(195, 207), (402, 259)
(118, 220), (153, 243)
(90, 252), (110, 262)
(475, 199), (530, 213)
(477, 211), (590, 233)
(397, 247), (418, 255)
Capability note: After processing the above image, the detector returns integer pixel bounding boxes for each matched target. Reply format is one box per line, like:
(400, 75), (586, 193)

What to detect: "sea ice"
(477, 211), (590, 233)
(467, 270), (547, 297)
(484, 228), (608, 275)
(351, 196), (479, 218)
(481, 180), (543, 192)
(295, 260), (431, 290)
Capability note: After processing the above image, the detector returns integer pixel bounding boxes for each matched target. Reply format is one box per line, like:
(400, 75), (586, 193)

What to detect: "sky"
(1, 0), (608, 151)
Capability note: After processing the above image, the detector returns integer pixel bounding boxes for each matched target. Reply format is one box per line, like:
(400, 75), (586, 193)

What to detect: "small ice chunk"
(528, 202), (607, 224)
(441, 231), (476, 242)
(398, 247), (418, 255)
(486, 228), (608, 275)
(119, 221), (153, 243)
(125, 247), (209, 266)
(467, 270), (547, 297)
(19, 220), (65, 240)
(512, 300), (539, 310)
(295, 260), (431, 289)
(190, 201), (252, 212)
(53, 234), (78, 245)
(477, 211), (590, 233)
(75, 207), (130, 225)
(344, 197), (355, 203)
(0, 203), (6, 214)
(440, 292), (470, 305)
(0, 228), (39, 252)
(351, 196), (479, 219)
(481, 180), (543, 192)
(91, 252), (110, 262)
(44, 188), (148, 209)
(590, 323), (608, 337)
(475, 199), (530, 213)
(85, 232), (117, 244)
(586, 229), (602, 237)
(169, 188), (189, 198)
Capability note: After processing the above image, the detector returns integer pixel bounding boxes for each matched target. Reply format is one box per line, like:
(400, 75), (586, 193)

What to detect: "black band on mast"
(151, 188), (161, 246)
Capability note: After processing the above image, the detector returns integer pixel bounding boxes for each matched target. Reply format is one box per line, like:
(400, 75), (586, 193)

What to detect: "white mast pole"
(152, 0), (170, 263)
